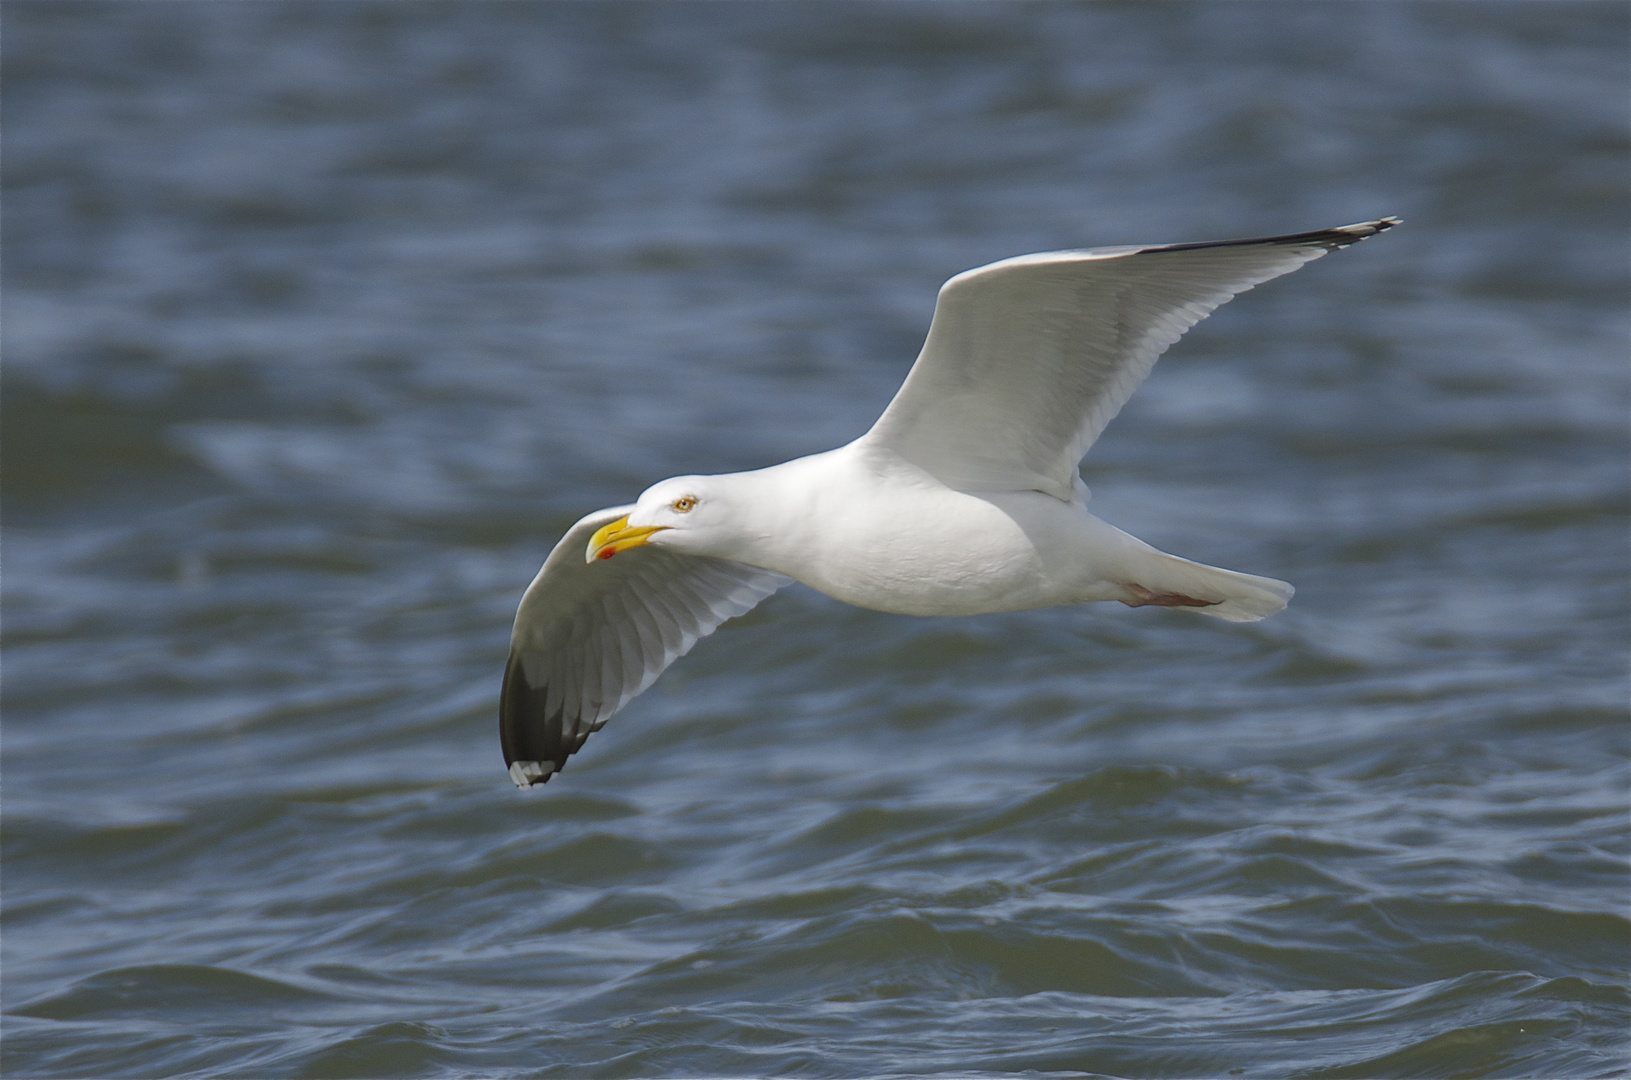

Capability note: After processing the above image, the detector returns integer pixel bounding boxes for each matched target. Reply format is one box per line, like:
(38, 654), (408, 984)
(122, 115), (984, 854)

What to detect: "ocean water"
(3, 3), (1627, 1078)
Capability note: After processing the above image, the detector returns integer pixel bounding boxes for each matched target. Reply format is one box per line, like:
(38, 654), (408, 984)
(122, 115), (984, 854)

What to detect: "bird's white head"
(584, 474), (745, 563)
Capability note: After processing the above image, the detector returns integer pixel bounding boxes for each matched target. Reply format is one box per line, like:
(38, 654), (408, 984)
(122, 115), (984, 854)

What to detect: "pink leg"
(1121, 583), (1221, 609)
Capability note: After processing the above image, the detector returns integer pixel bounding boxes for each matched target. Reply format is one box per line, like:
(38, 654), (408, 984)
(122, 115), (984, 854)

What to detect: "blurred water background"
(3, 3), (1628, 1078)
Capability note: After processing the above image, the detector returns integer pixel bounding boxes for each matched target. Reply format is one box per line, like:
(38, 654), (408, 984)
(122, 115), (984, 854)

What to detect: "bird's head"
(585, 475), (743, 563)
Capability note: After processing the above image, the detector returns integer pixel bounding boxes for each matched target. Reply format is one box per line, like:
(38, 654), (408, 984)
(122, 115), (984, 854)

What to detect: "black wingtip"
(499, 652), (569, 789)
(1148, 216), (1402, 254)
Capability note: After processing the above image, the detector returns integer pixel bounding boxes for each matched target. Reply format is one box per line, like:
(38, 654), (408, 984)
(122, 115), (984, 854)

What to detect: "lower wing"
(501, 506), (790, 787)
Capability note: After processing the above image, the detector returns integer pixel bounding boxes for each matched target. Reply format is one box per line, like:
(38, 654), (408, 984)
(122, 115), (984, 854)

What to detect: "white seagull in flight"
(501, 218), (1399, 787)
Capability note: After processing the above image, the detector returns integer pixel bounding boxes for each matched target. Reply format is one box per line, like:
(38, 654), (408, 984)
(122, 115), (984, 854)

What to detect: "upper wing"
(500, 505), (791, 787)
(860, 219), (1399, 501)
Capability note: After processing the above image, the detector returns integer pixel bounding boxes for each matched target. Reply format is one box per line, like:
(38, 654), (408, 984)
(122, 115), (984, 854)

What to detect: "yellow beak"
(587, 516), (670, 562)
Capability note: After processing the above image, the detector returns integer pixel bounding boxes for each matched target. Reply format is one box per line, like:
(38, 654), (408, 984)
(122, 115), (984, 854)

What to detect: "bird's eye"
(671, 496), (696, 513)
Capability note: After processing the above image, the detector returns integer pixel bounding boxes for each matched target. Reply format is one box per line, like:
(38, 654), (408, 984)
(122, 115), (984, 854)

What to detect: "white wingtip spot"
(1335, 216), (1402, 237)
(509, 760), (554, 788)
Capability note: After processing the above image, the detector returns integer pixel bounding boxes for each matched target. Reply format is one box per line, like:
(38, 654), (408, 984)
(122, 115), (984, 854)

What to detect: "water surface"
(3, 3), (1627, 1077)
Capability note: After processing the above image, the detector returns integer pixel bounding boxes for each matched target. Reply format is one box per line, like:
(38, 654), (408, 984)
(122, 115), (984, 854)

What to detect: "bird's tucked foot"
(1121, 583), (1221, 609)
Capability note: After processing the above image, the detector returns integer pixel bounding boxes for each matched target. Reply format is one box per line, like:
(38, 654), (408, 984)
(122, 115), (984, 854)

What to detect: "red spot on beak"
(597, 548), (616, 560)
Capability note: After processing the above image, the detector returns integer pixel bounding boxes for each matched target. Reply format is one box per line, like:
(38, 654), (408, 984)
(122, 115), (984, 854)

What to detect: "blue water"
(3, 3), (1627, 1077)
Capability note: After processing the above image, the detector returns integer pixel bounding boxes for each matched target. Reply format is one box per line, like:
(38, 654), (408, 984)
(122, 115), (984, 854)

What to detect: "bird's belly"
(790, 496), (1076, 616)
(811, 564), (1042, 616)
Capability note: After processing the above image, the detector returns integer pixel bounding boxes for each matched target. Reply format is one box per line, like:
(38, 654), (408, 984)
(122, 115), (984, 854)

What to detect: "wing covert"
(501, 505), (790, 787)
(861, 219), (1398, 500)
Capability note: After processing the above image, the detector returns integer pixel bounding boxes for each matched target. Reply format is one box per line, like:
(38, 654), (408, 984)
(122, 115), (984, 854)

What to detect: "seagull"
(501, 218), (1399, 788)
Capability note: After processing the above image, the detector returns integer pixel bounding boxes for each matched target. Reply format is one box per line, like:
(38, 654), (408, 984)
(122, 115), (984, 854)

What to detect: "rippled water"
(4, 4), (1627, 1078)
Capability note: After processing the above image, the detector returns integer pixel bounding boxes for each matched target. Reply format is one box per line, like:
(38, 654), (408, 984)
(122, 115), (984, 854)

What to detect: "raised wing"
(501, 505), (790, 787)
(861, 218), (1399, 501)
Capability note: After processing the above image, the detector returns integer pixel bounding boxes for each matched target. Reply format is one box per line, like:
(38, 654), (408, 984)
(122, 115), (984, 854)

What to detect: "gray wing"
(860, 218), (1399, 501)
(500, 505), (790, 787)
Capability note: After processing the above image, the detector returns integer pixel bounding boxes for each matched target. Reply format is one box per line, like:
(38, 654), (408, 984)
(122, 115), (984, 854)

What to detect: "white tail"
(1125, 549), (1294, 623)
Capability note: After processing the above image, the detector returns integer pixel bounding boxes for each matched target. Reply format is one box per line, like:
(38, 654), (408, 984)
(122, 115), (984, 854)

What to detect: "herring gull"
(501, 218), (1399, 787)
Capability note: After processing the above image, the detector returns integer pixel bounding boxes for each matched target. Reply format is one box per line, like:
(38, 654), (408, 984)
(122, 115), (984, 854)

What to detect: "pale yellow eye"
(671, 496), (696, 513)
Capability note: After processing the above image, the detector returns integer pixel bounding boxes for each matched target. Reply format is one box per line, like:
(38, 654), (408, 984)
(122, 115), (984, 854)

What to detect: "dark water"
(3, 3), (1628, 1077)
